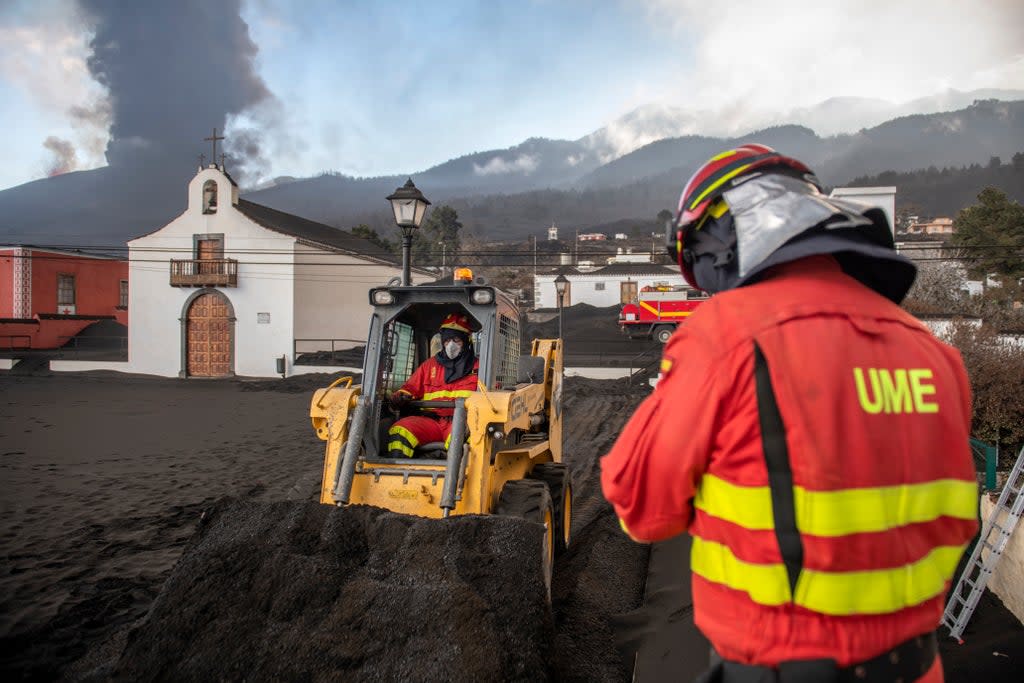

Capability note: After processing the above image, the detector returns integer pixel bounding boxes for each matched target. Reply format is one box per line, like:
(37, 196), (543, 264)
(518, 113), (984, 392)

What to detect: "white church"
(123, 164), (427, 378)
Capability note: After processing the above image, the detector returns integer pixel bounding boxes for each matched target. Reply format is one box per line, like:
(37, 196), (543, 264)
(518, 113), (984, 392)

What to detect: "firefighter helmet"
(439, 312), (472, 336)
(666, 144), (916, 302)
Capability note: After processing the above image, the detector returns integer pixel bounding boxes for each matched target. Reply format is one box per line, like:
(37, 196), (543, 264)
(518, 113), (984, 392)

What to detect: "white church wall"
(291, 244), (411, 355)
(128, 168), (296, 377)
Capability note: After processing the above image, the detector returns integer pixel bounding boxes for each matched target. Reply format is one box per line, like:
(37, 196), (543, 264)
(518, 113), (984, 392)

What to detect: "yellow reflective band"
(388, 425), (419, 458)
(387, 440), (415, 458)
(691, 537), (968, 615)
(422, 389), (474, 401)
(694, 474), (978, 536)
(618, 517), (639, 541)
(639, 301), (693, 318)
(709, 200), (729, 218)
(690, 163), (752, 210)
(709, 149), (738, 162)
(691, 536), (792, 605)
(660, 359), (673, 373)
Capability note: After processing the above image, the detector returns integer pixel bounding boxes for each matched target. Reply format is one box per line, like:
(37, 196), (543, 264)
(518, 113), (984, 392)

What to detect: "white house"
(126, 164), (429, 378)
(534, 264), (683, 309)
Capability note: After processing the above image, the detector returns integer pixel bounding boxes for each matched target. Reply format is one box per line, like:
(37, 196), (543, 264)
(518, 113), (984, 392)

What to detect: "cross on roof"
(204, 128), (225, 164)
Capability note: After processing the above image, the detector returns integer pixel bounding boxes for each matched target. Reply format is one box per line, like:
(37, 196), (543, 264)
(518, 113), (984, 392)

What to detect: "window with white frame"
(57, 274), (75, 305)
(119, 280), (129, 307)
(595, 282), (605, 291)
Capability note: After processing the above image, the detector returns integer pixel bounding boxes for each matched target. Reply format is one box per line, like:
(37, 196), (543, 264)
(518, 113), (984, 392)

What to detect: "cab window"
(381, 321), (416, 393)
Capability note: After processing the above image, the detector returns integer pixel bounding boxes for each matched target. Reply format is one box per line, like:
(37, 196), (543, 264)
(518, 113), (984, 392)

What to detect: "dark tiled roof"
(592, 263), (679, 277)
(541, 263), (679, 277)
(236, 199), (400, 265)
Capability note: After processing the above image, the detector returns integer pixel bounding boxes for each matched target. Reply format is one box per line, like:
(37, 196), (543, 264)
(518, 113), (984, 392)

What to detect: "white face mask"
(444, 340), (463, 359)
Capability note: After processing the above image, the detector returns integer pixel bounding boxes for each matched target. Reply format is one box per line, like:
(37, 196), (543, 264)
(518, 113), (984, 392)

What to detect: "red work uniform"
(601, 256), (978, 681)
(387, 356), (479, 457)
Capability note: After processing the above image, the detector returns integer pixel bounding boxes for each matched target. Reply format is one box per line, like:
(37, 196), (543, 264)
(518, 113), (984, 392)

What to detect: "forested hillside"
(850, 153), (1024, 219)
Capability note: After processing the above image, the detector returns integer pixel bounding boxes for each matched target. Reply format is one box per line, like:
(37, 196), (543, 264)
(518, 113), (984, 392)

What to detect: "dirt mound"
(71, 320), (127, 344)
(295, 346), (366, 367)
(237, 371), (362, 393)
(103, 500), (553, 682)
(524, 304), (624, 343)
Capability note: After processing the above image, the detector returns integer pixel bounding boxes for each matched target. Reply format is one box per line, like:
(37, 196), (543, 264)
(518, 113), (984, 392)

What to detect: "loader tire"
(528, 462), (572, 556)
(496, 479), (555, 598)
(654, 325), (675, 344)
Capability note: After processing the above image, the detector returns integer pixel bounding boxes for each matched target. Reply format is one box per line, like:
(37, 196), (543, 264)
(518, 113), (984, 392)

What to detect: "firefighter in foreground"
(600, 144), (978, 682)
(386, 312), (479, 458)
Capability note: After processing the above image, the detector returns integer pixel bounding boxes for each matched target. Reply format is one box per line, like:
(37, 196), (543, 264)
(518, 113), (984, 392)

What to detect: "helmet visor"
(722, 174), (881, 279)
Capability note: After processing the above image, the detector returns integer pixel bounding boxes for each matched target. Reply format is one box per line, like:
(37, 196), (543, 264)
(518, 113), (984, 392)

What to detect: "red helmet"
(669, 144), (817, 287)
(439, 313), (472, 335)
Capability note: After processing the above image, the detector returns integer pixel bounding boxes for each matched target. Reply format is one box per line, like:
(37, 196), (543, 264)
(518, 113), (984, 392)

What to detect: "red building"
(0, 246), (128, 349)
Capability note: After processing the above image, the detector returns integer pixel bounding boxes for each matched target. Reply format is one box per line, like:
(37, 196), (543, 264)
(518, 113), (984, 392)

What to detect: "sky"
(0, 0), (1021, 192)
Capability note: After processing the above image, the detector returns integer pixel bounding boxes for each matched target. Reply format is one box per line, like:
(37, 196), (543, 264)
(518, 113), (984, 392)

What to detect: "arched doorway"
(184, 290), (234, 377)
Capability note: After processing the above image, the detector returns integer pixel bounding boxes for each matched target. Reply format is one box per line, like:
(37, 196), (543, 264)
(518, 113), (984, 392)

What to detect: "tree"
(950, 188), (1024, 282)
(903, 261), (967, 313)
(414, 204), (462, 268)
(350, 224), (395, 255)
(942, 321), (1024, 455)
(656, 209), (673, 225)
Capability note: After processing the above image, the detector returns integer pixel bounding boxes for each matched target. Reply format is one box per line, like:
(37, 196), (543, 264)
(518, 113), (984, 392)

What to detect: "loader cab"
(360, 279), (523, 458)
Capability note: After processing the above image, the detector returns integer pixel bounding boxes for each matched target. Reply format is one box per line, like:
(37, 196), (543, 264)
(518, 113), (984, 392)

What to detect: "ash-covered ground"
(1, 304), (1021, 681)
(0, 370), (653, 681)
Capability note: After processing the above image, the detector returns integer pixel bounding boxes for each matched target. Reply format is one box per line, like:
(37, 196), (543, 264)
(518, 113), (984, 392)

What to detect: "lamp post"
(387, 178), (431, 285)
(554, 273), (568, 342)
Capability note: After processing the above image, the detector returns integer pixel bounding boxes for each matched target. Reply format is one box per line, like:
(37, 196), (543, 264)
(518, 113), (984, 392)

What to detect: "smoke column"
(78, 0), (274, 183)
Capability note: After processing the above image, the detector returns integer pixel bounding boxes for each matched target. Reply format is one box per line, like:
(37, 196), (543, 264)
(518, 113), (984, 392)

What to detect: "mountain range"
(1, 90), (1022, 248)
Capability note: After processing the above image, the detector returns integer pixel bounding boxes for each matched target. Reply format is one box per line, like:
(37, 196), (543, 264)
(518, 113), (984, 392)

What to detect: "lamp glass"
(413, 199), (428, 227)
(391, 198), (417, 227)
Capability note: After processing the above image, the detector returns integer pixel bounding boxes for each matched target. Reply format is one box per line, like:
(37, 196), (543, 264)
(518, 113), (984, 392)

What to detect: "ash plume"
(43, 136), (79, 176)
(77, 0), (274, 185)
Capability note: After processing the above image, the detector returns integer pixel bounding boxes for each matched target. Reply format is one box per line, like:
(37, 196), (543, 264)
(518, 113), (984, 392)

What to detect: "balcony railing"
(169, 258), (238, 287)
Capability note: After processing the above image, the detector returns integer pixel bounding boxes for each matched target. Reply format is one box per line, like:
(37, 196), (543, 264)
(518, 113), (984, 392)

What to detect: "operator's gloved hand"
(388, 392), (410, 411)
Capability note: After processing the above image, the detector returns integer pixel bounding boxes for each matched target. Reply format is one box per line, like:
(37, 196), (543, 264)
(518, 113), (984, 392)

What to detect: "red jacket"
(601, 256), (977, 676)
(395, 356), (479, 417)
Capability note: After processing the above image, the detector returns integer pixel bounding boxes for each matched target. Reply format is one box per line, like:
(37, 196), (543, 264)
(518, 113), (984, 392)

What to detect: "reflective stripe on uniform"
(422, 389), (473, 401)
(691, 536), (968, 615)
(694, 474), (978, 536)
(387, 425), (418, 458)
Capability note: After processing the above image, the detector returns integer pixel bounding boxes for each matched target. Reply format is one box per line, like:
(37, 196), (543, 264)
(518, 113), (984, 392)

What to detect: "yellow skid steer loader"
(310, 270), (570, 586)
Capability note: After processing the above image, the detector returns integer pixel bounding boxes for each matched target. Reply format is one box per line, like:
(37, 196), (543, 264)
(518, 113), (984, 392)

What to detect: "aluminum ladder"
(942, 444), (1024, 641)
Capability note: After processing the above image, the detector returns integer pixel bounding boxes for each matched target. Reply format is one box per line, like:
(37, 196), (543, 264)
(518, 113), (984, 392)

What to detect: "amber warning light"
(454, 267), (473, 283)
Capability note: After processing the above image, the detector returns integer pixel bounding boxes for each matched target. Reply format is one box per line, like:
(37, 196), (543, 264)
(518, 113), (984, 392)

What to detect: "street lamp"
(554, 273), (569, 341)
(387, 178), (431, 285)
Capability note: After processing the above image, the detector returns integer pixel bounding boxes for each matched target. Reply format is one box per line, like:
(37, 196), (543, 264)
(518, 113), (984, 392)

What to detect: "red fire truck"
(619, 284), (708, 343)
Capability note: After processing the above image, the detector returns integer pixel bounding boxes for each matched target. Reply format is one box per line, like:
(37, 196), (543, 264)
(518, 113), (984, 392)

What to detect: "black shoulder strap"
(752, 340), (804, 599)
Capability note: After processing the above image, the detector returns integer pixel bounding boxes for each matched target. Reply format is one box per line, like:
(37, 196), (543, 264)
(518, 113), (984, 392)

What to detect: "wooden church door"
(186, 291), (232, 377)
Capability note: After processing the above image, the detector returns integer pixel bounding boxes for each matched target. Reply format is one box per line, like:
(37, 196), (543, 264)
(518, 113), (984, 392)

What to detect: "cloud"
(0, 1), (110, 173)
(473, 154), (539, 176)
(78, 0), (275, 182)
(639, 0), (1024, 133)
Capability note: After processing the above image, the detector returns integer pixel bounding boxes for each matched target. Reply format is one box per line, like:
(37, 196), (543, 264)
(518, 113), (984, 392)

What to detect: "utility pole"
(532, 235), (537, 277)
(574, 229), (579, 265)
